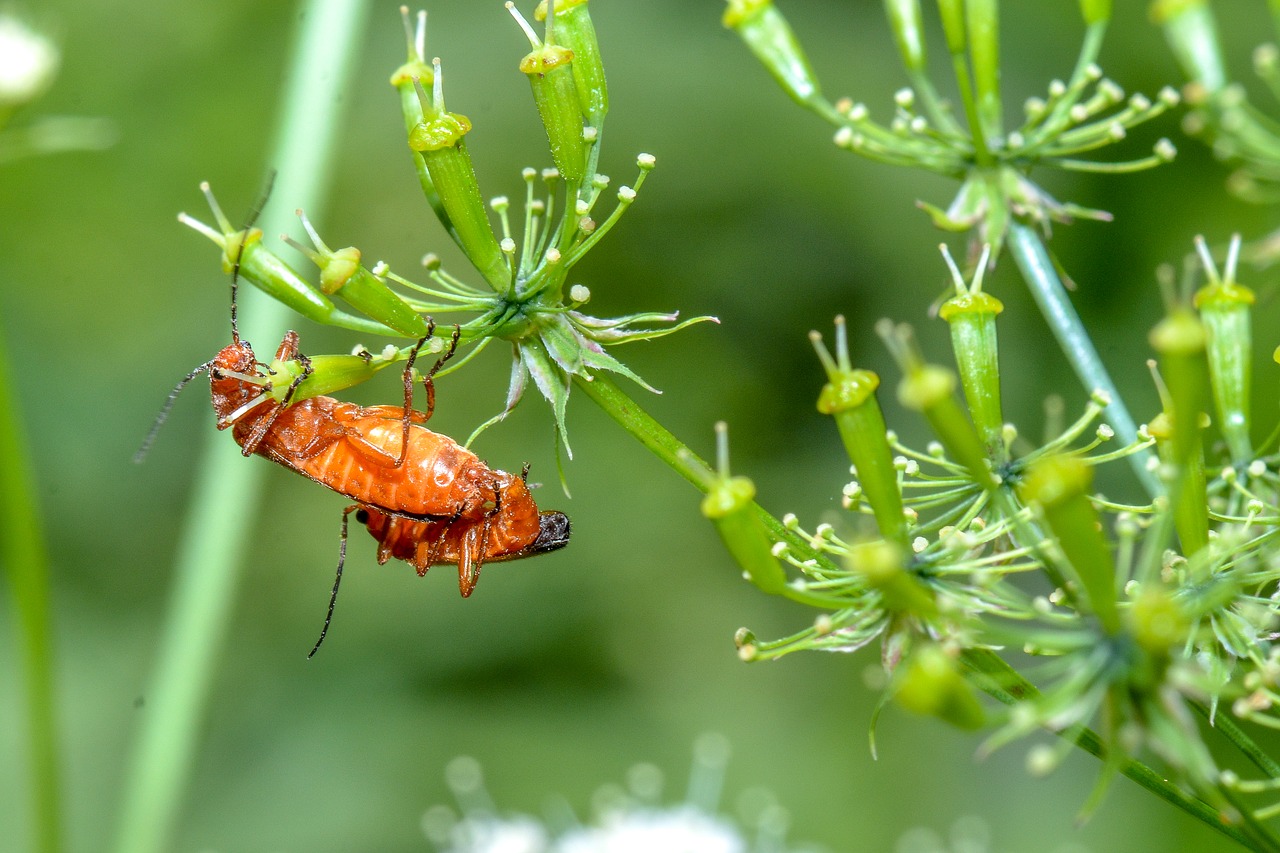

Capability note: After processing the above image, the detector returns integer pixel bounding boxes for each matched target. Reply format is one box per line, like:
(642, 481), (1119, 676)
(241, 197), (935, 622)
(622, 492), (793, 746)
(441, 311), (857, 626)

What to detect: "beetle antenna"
(133, 359), (217, 463)
(309, 505), (357, 658)
(229, 169), (277, 345)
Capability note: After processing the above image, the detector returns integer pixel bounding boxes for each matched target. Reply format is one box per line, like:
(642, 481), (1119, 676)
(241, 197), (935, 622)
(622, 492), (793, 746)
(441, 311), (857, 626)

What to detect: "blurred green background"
(2, 1), (1277, 851)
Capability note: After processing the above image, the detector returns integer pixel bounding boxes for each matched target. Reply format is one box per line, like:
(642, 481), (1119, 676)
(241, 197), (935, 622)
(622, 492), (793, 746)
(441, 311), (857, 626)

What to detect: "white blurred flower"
(0, 15), (58, 107)
(439, 814), (550, 853)
(555, 806), (745, 853)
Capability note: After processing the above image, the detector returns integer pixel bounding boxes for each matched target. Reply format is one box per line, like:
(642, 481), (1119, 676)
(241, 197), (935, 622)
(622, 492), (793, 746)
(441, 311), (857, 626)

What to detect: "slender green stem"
(962, 649), (1262, 850)
(1007, 222), (1161, 498)
(1192, 700), (1280, 779)
(0, 321), (62, 853)
(112, 3), (371, 853)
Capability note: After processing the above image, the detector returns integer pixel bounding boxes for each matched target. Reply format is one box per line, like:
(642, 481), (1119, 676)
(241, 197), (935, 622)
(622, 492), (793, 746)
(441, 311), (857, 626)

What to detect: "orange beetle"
(205, 329), (571, 653)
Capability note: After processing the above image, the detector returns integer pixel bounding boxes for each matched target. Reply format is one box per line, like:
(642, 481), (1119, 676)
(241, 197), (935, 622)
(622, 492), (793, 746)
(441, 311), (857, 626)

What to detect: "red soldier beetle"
(141, 184), (571, 655)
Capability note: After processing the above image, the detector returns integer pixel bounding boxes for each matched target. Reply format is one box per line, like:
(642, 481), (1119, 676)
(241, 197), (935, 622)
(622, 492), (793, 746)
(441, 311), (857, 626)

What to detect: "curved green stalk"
(111, 3), (371, 852)
(1007, 222), (1161, 498)
(0, 323), (62, 853)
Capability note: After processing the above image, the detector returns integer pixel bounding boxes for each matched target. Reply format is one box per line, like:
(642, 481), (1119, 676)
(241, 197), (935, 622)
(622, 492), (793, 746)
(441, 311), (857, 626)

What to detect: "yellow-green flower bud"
(1149, 309), (1208, 471)
(894, 645), (985, 730)
(848, 541), (936, 619)
(1128, 587), (1187, 658)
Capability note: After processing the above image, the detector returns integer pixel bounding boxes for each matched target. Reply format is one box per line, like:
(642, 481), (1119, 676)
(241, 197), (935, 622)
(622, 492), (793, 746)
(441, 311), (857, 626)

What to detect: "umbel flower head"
(725, 0), (1177, 253)
(181, 4), (713, 456)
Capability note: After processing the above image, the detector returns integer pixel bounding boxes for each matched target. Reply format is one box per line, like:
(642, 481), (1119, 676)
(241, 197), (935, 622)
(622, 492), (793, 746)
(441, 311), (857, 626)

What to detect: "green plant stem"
(0, 323), (62, 853)
(1192, 699), (1280, 779)
(111, 3), (370, 853)
(961, 648), (1267, 850)
(1007, 221), (1161, 498)
(573, 373), (846, 608)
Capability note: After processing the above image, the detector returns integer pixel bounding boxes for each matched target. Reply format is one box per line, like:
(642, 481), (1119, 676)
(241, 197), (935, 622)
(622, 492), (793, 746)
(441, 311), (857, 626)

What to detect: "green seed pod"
(536, 0), (608, 125)
(699, 423), (788, 595)
(520, 43), (588, 183)
(1147, 412), (1209, 558)
(723, 0), (821, 107)
(813, 320), (906, 545)
(1153, 0), (1226, 93)
(938, 246), (1005, 462)
(279, 352), (399, 403)
(894, 644), (985, 730)
(1019, 456), (1120, 634)
(898, 364), (993, 488)
(409, 106), (507, 289)
(965, 0), (1002, 137)
(315, 248), (429, 339)
(883, 0), (927, 73)
(1149, 309), (1209, 471)
(935, 0), (967, 55)
(1194, 256), (1254, 464)
(223, 230), (337, 323)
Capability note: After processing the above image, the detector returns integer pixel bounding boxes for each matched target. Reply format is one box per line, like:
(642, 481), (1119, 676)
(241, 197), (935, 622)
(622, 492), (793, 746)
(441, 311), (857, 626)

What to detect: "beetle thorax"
(209, 341), (271, 427)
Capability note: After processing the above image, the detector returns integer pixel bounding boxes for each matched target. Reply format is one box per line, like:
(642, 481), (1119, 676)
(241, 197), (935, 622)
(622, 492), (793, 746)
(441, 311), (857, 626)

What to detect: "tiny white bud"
(618, 186), (637, 202)
(770, 542), (787, 558)
(541, 167), (560, 181)
(1069, 104), (1089, 123)
(911, 536), (928, 554)
(1249, 459), (1267, 478)
(544, 247), (562, 265)
(569, 284), (591, 304)
(521, 167), (538, 180)
(1128, 93), (1150, 111)
(370, 260), (389, 276)
(894, 87), (914, 108)
(833, 127), (853, 148)
(1084, 63), (1103, 81)
(381, 344), (399, 360)
(489, 195), (510, 211)
(574, 199), (590, 215)
(500, 237), (516, 254)
(1108, 122), (1126, 140)
(582, 125), (598, 142)
(1154, 138), (1177, 162)
(1048, 79), (1066, 98)
(637, 152), (656, 168)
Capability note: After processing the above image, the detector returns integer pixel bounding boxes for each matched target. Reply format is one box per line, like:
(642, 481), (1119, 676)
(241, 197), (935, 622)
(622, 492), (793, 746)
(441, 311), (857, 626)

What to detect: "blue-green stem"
(112, 3), (370, 853)
(0, 323), (62, 853)
(1007, 222), (1160, 498)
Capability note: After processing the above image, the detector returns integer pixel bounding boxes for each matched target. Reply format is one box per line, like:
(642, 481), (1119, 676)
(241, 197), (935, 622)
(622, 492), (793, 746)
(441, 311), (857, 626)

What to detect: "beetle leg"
(308, 504), (359, 659)
(395, 326), (432, 468)
(241, 351), (312, 456)
(457, 529), (478, 597)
